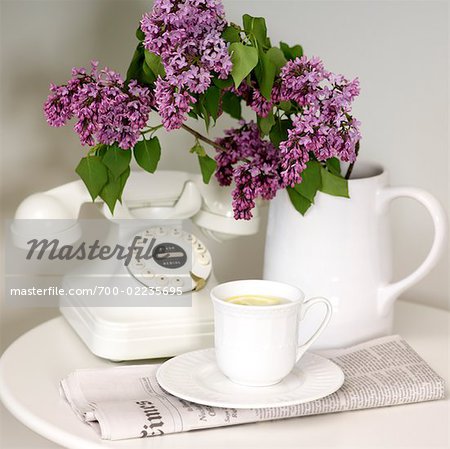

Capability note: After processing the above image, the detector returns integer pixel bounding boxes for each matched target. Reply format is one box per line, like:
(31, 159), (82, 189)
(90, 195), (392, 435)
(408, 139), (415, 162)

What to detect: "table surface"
(0, 301), (449, 449)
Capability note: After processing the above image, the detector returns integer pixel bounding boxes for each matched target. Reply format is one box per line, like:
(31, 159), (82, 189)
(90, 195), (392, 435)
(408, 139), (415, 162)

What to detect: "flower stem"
(181, 123), (226, 152)
(142, 124), (163, 135)
(345, 141), (360, 180)
(147, 105), (226, 152)
(88, 143), (102, 155)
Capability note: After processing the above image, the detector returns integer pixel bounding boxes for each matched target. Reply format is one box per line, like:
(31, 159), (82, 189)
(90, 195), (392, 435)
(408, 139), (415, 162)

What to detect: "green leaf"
(229, 43), (258, 88)
(266, 47), (287, 73)
(279, 42), (290, 59)
(269, 119), (290, 147)
(291, 45), (303, 58)
(204, 86), (220, 121)
(278, 101), (292, 113)
(94, 144), (107, 158)
(200, 102), (211, 131)
(326, 157), (342, 176)
(118, 167), (130, 201)
(198, 154), (217, 184)
(126, 43), (155, 86)
(136, 26), (145, 42)
(190, 141), (206, 157)
(255, 52), (276, 100)
(280, 41), (303, 60)
(100, 167), (130, 214)
(222, 91), (242, 120)
(75, 156), (108, 201)
(287, 187), (312, 215)
(242, 14), (269, 49)
(142, 61), (157, 84)
(133, 136), (161, 173)
(257, 110), (275, 136)
(293, 161), (321, 202)
(102, 144), (132, 179)
(144, 51), (165, 77)
(320, 166), (349, 198)
(222, 25), (241, 43)
(126, 45), (145, 83)
(196, 93), (212, 130)
(190, 99), (202, 117)
(213, 76), (234, 89)
(289, 45), (303, 59)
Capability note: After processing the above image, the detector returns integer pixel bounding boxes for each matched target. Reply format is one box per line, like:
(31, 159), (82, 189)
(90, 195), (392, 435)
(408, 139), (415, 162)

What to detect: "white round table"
(0, 301), (449, 449)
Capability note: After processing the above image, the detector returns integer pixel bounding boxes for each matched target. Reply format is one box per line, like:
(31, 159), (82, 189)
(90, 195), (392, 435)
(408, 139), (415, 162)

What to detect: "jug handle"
(377, 187), (447, 316)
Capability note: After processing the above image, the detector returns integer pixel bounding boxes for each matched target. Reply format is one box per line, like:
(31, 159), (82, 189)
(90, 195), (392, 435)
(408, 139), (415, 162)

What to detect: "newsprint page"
(61, 335), (445, 440)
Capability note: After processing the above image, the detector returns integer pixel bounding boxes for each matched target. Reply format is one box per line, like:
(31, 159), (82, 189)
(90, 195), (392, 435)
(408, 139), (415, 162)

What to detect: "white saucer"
(156, 349), (344, 409)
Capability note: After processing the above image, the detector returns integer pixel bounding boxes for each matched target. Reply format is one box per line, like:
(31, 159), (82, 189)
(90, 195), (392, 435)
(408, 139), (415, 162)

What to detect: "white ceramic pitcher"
(263, 161), (447, 349)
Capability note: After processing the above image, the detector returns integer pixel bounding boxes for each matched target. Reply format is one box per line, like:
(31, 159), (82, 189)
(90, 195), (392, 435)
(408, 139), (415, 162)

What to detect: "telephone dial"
(13, 171), (260, 360)
(126, 224), (212, 293)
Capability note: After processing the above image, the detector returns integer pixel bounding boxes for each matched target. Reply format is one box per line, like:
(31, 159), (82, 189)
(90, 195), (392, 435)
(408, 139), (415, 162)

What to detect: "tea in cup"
(225, 295), (289, 306)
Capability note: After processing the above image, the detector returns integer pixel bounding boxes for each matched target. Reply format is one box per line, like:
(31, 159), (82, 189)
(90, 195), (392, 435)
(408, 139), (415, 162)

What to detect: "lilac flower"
(230, 82), (281, 118)
(216, 56), (360, 217)
(44, 84), (75, 127)
(280, 56), (326, 106)
(279, 122), (312, 187)
(43, 64), (96, 128)
(278, 56), (361, 185)
(215, 121), (284, 219)
(141, 0), (232, 130)
(201, 32), (233, 79)
(214, 120), (265, 186)
(249, 88), (274, 118)
(43, 62), (153, 149)
(154, 78), (196, 130)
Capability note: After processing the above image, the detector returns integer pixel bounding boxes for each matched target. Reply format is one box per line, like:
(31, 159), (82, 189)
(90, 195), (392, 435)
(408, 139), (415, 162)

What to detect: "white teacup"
(211, 280), (333, 386)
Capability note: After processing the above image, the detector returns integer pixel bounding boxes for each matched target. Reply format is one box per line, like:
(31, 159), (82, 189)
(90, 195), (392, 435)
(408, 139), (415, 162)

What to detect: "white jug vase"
(263, 162), (447, 349)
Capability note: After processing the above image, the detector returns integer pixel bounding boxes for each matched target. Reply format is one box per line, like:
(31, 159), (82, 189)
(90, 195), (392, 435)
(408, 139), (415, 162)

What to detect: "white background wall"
(0, 1), (448, 447)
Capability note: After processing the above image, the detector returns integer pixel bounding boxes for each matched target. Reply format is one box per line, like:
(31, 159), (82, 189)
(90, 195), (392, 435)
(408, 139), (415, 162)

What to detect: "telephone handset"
(13, 170), (259, 244)
(13, 170), (260, 360)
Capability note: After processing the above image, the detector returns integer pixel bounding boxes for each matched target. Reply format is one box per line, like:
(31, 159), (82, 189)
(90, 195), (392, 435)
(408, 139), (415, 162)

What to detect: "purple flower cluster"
(232, 82), (281, 118)
(279, 56), (361, 186)
(44, 62), (153, 149)
(215, 121), (283, 220)
(141, 0), (232, 130)
(214, 56), (360, 219)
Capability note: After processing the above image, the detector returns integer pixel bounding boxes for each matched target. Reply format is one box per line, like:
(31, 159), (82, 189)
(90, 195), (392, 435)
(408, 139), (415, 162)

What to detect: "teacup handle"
(296, 297), (333, 361)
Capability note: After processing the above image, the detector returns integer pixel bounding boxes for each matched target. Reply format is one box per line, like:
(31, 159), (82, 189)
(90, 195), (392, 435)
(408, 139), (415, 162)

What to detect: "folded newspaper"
(60, 335), (446, 440)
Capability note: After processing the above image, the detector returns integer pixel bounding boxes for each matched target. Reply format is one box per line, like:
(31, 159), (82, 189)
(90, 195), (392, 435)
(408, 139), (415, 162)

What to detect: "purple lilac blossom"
(140, 0), (232, 130)
(154, 78), (196, 131)
(44, 62), (153, 149)
(279, 56), (361, 186)
(216, 56), (360, 219)
(215, 121), (283, 220)
(231, 81), (281, 118)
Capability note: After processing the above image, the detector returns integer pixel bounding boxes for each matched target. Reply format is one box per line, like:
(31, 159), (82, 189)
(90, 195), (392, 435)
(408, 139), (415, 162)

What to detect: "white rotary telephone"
(13, 170), (260, 360)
